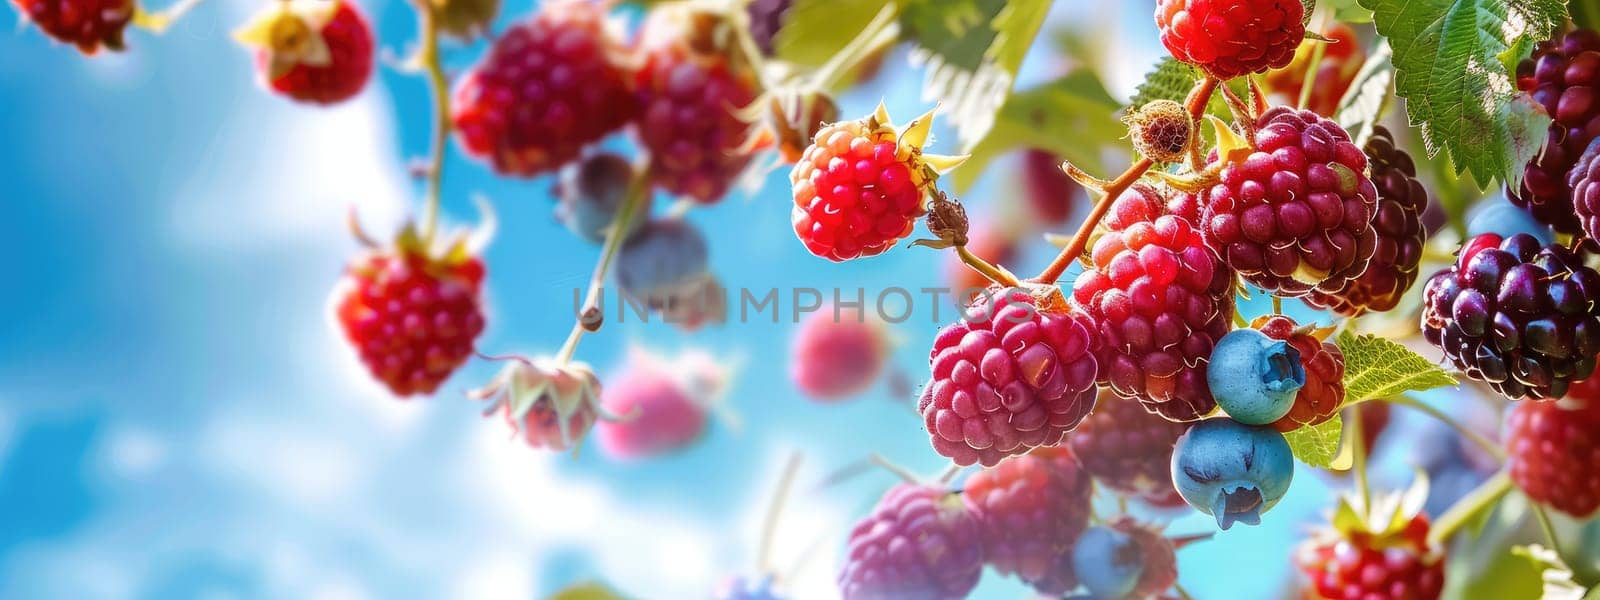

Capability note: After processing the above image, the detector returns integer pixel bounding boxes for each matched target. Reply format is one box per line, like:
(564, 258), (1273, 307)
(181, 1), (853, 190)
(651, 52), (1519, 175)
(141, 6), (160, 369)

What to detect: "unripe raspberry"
(962, 446), (1092, 595)
(1155, 0), (1305, 80)
(920, 285), (1099, 467)
(451, 0), (637, 177)
(1199, 106), (1379, 298)
(12, 0), (131, 53)
(1124, 100), (1192, 163)
(594, 348), (714, 460)
(1249, 315), (1346, 432)
(1295, 514), (1445, 600)
(470, 358), (605, 452)
(837, 484), (982, 600)
(235, 0), (375, 105)
(790, 304), (890, 402)
(1304, 126), (1429, 315)
(1506, 393), (1600, 518)
(1509, 28), (1600, 233)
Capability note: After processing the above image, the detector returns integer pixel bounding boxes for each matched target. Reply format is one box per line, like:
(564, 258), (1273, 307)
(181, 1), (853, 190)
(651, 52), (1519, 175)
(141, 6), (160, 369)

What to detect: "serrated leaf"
(1285, 414), (1343, 467)
(1127, 57), (1244, 120)
(1333, 43), (1394, 149)
(1357, 0), (1562, 188)
(1335, 330), (1457, 404)
(901, 0), (1049, 147)
(1510, 545), (1588, 600)
(772, 0), (896, 69)
(1301, 0), (1316, 26)
(951, 69), (1123, 191)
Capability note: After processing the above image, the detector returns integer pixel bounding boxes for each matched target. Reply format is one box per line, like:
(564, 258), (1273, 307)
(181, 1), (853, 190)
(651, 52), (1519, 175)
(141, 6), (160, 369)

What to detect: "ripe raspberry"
(1295, 514), (1444, 600)
(961, 446), (1092, 595)
(1199, 106), (1378, 297)
(1124, 100), (1193, 163)
(635, 3), (762, 203)
(1421, 233), (1600, 400)
(451, 0), (636, 177)
(1155, 0), (1305, 80)
(1022, 150), (1077, 226)
(791, 304), (889, 402)
(1506, 392), (1600, 518)
(12, 0), (131, 53)
(1509, 28), (1600, 234)
(333, 231), (486, 397)
(1251, 315), (1346, 432)
(1071, 183), (1235, 421)
(235, 0), (374, 105)
(920, 285), (1099, 467)
(837, 484), (982, 600)
(1262, 23), (1364, 117)
(1070, 517), (1178, 600)
(594, 348), (716, 460)
(1067, 390), (1191, 501)
(470, 357), (605, 451)
(1570, 139), (1600, 243)
(1304, 126), (1429, 315)
(791, 106), (962, 261)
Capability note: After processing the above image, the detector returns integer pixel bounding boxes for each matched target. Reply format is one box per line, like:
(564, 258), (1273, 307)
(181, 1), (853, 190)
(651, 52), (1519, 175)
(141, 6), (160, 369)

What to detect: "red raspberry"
(1510, 28), (1600, 234)
(13, 0), (131, 53)
(1251, 315), (1346, 432)
(236, 0), (375, 105)
(790, 304), (890, 402)
(451, 0), (637, 177)
(1262, 23), (1365, 117)
(1569, 137), (1600, 243)
(1506, 391), (1600, 518)
(919, 286), (1099, 467)
(1072, 183), (1235, 421)
(837, 484), (982, 600)
(594, 348), (714, 460)
(1022, 149), (1077, 226)
(961, 446), (1092, 595)
(1304, 126), (1429, 316)
(1155, 0), (1305, 80)
(1067, 390), (1191, 500)
(791, 107), (961, 261)
(470, 357), (604, 452)
(1199, 106), (1379, 297)
(1295, 514), (1445, 600)
(333, 236), (486, 397)
(635, 3), (762, 203)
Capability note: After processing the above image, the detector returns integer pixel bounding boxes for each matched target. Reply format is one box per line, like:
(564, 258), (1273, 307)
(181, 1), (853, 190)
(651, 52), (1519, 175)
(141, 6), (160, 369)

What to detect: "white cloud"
(100, 426), (169, 479)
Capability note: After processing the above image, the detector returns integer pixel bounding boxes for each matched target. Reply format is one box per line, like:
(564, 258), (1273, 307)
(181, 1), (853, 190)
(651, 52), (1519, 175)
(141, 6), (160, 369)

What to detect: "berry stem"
(1271, 296), (1283, 315)
(1530, 502), (1563, 556)
(1173, 583), (1195, 600)
(1386, 395), (1506, 461)
(415, 0), (450, 244)
(1035, 77), (1218, 284)
(867, 453), (921, 485)
(956, 245), (1020, 287)
(130, 0), (206, 33)
(1349, 402), (1370, 511)
(1426, 471), (1511, 547)
(555, 164), (652, 364)
(757, 452), (803, 575)
(1295, 17), (1330, 111)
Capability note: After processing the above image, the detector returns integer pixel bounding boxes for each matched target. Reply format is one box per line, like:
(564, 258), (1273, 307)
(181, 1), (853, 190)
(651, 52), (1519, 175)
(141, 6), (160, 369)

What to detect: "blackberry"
(1305, 126), (1429, 315)
(1510, 28), (1600, 233)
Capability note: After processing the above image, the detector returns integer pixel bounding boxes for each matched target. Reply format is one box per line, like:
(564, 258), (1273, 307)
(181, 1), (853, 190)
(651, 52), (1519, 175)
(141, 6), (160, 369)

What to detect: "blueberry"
(1467, 195), (1555, 246)
(1207, 328), (1304, 425)
(1070, 526), (1142, 599)
(554, 153), (649, 245)
(1171, 417), (1294, 530)
(615, 218), (710, 300)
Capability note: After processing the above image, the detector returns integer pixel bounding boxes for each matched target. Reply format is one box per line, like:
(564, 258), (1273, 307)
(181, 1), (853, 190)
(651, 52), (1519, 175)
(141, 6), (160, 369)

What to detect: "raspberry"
(470, 357), (605, 451)
(1252, 315), (1346, 432)
(791, 107), (961, 261)
(236, 0), (375, 105)
(1124, 100), (1193, 163)
(1171, 417), (1294, 529)
(333, 232), (486, 397)
(1421, 233), (1600, 400)
(836, 484), (982, 600)
(1071, 183), (1235, 421)
(1570, 138), (1600, 243)
(594, 348), (716, 460)
(961, 446), (1092, 595)
(745, 0), (792, 55)
(553, 153), (650, 245)
(1155, 0), (1305, 80)
(919, 286), (1100, 467)
(1199, 106), (1378, 297)
(1067, 391), (1191, 502)
(791, 304), (889, 402)
(635, 3), (763, 203)
(1070, 517), (1178, 600)
(1304, 126), (1429, 316)
(615, 218), (726, 329)
(1509, 28), (1600, 234)
(1262, 23), (1364, 117)
(1022, 150), (1077, 226)
(1506, 392), (1600, 518)
(1295, 514), (1444, 600)
(451, 0), (636, 177)
(13, 0), (131, 53)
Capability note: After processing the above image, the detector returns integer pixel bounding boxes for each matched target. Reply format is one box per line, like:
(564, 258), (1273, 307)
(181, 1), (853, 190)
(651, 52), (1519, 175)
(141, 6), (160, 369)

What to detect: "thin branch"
(555, 165), (651, 363)
(415, 0), (450, 242)
(1427, 471), (1512, 547)
(1387, 395), (1506, 461)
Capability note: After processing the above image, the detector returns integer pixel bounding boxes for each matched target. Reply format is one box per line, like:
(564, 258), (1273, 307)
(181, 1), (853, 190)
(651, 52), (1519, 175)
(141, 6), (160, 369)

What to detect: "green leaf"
(900, 0), (1050, 146)
(1357, 0), (1562, 188)
(1323, 0), (1373, 22)
(1301, 0), (1317, 26)
(950, 69), (1124, 191)
(1284, 414), (1343, 468)
(1335, 330), (1457, 404)
(1332, 43), (1394, 149)
(1510, 545), (1588, 600)
(772, 0), (896, 69)
(1127, 57), (1244, 122)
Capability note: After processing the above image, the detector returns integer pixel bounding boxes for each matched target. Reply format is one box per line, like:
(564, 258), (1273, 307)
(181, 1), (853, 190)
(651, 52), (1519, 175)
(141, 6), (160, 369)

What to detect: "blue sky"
(0, 1), (1483, 598)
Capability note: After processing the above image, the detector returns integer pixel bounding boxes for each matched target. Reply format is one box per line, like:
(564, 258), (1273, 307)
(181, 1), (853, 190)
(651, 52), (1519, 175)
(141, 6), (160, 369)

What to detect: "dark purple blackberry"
(837, 484), (983, 600)
(1305, 126), (1429, 315)
(1569, 138), (1600, 242)
(746, 0), (792, 56)
(1509, 28), (1600, 234)
(1421, 233), (1600, 400)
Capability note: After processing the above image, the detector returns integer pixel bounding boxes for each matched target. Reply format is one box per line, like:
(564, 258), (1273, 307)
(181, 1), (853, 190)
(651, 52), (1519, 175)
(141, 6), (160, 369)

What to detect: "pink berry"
(791, 304), (889, 402)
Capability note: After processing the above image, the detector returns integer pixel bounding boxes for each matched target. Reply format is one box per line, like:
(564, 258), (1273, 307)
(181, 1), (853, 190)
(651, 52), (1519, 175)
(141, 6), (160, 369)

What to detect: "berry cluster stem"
(956, 245), (1020, 287)
(415, 0), (450, 243)
(809, 2), (901, 92)
(555, 165), (651, 364)
(1348, 402), (1370, 510)
(1387, 395), (1506, 461)
(1036, 77), (1218, 284)
(1426, 471), (1511, 547)
(1295, 15), (1330, 111)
